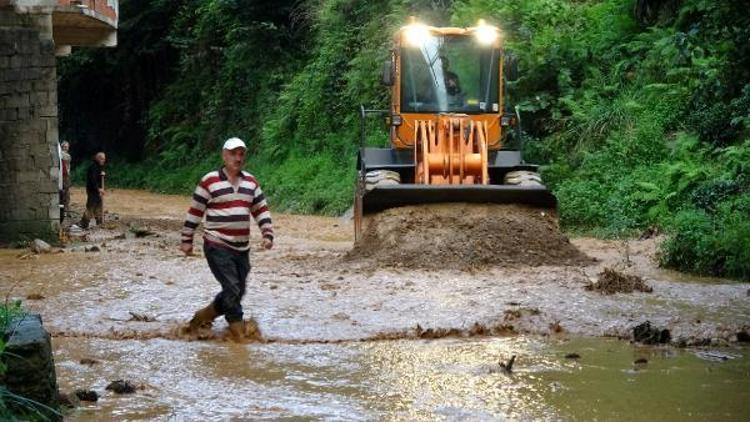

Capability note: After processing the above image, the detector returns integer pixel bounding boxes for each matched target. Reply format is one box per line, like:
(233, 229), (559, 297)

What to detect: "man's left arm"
(250, 182), (274, 249)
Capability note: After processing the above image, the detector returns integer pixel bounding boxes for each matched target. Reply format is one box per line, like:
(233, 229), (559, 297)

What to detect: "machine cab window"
(400, 35), (500, 114)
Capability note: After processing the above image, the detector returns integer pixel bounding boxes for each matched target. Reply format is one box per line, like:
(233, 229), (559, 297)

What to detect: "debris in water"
(549, 321), (564, 333)
(586, 268), (652, 295)
(26, 293), (45, 300)
(633, 321), (671, 344)
(694, 351), (740, 362)
(564, 353), (581, 360)
(105, 380), (137, 394)
(128, 312), (157, 322)
(499, 355), (516, 373)
(75, 389), (99, 402)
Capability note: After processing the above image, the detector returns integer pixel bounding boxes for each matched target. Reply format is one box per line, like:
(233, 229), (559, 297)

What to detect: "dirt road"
(1, 188), (749, 419)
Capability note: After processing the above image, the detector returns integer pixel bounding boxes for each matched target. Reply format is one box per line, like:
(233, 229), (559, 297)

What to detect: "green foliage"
(660, 195), (750, 281)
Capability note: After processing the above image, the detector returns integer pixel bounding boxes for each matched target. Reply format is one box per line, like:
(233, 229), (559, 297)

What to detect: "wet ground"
(2, 188), (749, 420)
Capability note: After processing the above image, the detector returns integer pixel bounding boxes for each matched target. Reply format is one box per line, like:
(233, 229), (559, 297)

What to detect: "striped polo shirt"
(181, 168), (273, 252)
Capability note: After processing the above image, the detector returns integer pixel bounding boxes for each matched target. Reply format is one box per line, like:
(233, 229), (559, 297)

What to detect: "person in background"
(60, 141), (72, 221)
(79, 152), (106, 229)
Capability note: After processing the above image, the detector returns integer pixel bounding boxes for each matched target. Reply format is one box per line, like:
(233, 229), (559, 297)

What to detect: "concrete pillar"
(0, 4), (60, 242)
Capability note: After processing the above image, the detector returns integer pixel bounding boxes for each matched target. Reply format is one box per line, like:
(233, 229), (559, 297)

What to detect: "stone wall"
(0, 5), (60, 242)
(2, 313), (60, 420)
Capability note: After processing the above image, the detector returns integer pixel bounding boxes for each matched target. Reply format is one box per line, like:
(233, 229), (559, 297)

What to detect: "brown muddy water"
(1, 188), (749, 420)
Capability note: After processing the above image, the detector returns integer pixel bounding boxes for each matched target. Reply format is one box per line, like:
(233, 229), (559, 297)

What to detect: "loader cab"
(385, 20), (510, 150)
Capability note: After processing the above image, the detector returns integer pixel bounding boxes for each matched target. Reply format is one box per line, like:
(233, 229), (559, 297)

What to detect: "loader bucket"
(361, 184), (557, 215)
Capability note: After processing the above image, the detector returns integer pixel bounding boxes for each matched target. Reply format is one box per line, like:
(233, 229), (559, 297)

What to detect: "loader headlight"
(475, 19), (499, 45)
(404, 22), (431, 47)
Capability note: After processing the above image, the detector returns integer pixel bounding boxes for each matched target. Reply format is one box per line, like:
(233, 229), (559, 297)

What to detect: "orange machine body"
(390, 25), (505, 186)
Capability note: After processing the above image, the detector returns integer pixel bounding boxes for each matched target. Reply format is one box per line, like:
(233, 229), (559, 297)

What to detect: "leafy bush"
(660, 195), (750, 280)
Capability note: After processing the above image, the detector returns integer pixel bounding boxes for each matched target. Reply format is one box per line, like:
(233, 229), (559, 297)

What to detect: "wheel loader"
(354, 18), (557, 241)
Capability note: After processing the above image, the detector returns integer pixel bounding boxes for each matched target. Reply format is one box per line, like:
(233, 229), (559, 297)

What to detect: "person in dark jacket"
(79, 152), (106, 228)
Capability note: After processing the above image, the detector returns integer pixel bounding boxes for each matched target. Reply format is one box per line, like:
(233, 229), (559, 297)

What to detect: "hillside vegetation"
(60, 0), (749, 280)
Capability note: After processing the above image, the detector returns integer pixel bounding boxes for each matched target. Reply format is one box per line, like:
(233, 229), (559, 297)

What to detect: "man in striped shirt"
(180, 137), (274, 343)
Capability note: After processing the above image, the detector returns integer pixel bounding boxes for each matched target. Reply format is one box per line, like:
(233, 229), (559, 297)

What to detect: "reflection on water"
(55, 336), (749, 421)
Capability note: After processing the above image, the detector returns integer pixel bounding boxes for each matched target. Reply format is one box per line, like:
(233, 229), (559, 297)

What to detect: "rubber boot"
(228, 321), (249, 344)
(188, 303), (219, 331)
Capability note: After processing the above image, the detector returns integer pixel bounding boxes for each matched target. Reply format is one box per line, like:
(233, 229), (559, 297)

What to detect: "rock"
(105, 380), (136, 394)
(85, 245), (101, 253)
(74, 389), (98, 402)
(79, 358), (99, 366)
(57, 391), (80, 408)
(26, 293), (45, 300)
(633, 321), (671, 344)
(634, 358), (648, 364)
(3, 314), (60, 418)
(737, 331), (750, 343)
(30, 239), (52, 254)
(564, 353), (581, 360)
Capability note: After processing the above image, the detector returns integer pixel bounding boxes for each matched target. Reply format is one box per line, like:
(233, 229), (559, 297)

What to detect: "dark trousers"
(204, 243), (251, 323)
(79, 196), (103, 228)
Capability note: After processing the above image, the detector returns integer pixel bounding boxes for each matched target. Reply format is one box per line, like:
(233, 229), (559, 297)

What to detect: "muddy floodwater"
(1, 188), (749, 420)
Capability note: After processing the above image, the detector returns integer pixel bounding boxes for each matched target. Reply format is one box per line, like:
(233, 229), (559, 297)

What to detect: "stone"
(105, 380), (137, 395)
(74, 389), (98, 402)
(633, 321), (671, 344)
(57, 391), (80, 408)
(30, 237), (51, 253)
(3, 314), (60, 420)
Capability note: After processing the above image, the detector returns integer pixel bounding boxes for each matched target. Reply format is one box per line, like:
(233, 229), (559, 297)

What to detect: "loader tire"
(365, 170), (400, 192)
(504, 170), (543, 187)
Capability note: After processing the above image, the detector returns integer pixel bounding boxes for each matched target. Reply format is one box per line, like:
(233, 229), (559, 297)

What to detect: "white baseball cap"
(223, 137), (246, 150)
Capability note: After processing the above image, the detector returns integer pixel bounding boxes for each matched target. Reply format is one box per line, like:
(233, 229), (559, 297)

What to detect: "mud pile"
(346, 203), (592, 270)
(587, 268), (653, 294)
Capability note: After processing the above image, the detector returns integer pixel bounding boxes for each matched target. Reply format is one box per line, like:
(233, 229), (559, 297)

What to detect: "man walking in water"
(180, 137), (274, 343)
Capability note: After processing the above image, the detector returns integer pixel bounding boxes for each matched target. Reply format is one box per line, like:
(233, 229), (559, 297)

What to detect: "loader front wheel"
(365, 170), (401, 191)
(504, 170), (543, 187)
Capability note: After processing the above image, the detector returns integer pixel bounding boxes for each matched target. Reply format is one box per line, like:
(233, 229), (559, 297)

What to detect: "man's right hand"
(180, 243), (193, 256)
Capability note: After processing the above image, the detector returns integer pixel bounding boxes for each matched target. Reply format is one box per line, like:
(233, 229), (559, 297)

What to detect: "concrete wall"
(0, 5), (60, 242)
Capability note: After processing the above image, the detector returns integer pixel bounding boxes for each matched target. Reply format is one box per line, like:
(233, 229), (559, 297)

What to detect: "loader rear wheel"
(504, 170), (543, 187)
